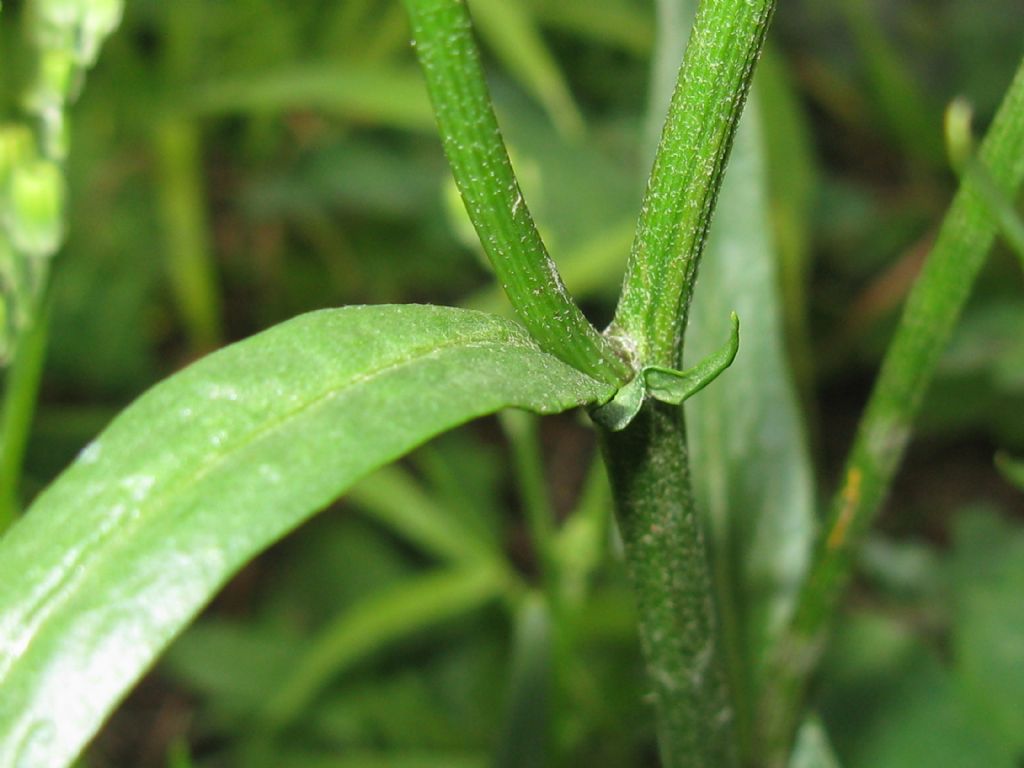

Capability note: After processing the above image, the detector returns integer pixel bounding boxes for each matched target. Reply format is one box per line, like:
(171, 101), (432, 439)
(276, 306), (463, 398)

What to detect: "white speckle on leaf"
(77, 441), (101, 464)
(209, 430), (228, 447)
(120, 474), (155, 502)
(258, 464), (282, 484)
(204, 383), (240, 402)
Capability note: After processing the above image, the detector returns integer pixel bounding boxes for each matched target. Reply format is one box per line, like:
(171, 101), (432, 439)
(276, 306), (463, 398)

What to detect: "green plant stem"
(612, 0), (775, 369)
(403, 0), (630, 385)
(600, 401), (737, 768)
(758, 56), (1024, 766)
(0, 289), (49, 531)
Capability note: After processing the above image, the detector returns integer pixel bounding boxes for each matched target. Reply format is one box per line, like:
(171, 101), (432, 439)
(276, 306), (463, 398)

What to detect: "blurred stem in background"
(759, 55), (1024, 766)
(156, 0), (223, 353)
(153, 118), (223, 352)
(0, 0), (123, 529)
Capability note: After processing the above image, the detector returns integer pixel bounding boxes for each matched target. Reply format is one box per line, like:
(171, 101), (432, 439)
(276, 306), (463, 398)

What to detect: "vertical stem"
(612, 0), (776, 369)
(758, 56), (1024, 766)
(600, 402), (737, 768)
(0, 290), (49, 530)
(403, 0), (630, 384)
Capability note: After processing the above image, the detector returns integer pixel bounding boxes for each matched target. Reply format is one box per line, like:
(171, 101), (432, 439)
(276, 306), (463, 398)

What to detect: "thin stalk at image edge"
(757, 56), (1024, 766)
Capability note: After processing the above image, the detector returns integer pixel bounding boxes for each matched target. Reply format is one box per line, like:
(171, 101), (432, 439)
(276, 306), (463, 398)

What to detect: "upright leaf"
(685, 88), (815, 753)
(0, 304), (612, 768)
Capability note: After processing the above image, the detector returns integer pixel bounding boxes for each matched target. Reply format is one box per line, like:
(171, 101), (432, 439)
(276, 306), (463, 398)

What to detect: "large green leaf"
(0, 304), (612, 768)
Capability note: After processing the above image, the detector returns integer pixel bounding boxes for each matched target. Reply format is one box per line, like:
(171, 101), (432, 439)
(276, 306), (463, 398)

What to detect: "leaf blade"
(0, 304), (612, 768)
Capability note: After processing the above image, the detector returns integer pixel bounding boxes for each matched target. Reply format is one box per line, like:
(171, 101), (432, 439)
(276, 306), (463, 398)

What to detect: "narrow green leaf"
(403, 0), (630, 384)
(0, 304), (612, 768)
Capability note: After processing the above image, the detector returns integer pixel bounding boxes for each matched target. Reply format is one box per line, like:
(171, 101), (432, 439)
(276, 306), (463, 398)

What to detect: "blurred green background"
(2, 0), (1023, 766)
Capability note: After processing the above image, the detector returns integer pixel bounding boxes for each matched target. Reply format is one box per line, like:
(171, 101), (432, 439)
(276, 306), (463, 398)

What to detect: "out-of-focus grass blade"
(837, 0), (943, 165)
(493, 594), (552, 768)
(469, 0), (584, 137)
(346, 464), (499, 565)
(758, 46), (819, 413)
(258, 564), (510, 731)
(684, 87), (816, 754)
(187, 66), (435, 132)
(523, 0), (654, 56)
(154, 118), (223, 352)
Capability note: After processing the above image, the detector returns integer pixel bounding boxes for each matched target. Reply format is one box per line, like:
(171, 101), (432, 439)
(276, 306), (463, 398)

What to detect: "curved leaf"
(0, 304), (611, 768)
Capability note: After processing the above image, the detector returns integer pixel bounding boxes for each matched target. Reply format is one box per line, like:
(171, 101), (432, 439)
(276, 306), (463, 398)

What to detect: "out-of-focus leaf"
(303, 635), (505, 750)
(523, 0), (653, 56)
(922, 300), (1024, 443)
(789, 716), (841, 768)
(684, 87), (816, 722)
(819, 610), (1015, 768)
(0, 305), (612, 768)
(469, 0), (584, 137)
(249, 750), (487, 768)
(856, 534), (944, 605)
(951, 508), (1024, 752)
(994, 452), (1024, 489)
(163, 620), (304, 716)
(840, 650), (1013, 767)
(258, 564), (507, 730)
(757, 46), (818, 409)
(188, 66), (435, 131)
(412, 433), (505, 553)
(837, 0), (942, 165)
(243, 140), (445, 220)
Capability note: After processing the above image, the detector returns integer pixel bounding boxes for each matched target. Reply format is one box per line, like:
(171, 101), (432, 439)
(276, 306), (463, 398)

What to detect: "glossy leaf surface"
(0, 304), (611, 768)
